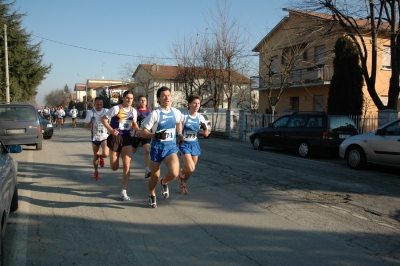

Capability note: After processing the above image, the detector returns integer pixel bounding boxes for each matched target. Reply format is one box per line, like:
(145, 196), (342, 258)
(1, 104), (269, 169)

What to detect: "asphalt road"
(3, 119), (400, 265)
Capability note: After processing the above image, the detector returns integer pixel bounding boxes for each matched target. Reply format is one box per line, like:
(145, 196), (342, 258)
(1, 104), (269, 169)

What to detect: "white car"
(199, 113), (211, 138)
(339, 118), (400, 169)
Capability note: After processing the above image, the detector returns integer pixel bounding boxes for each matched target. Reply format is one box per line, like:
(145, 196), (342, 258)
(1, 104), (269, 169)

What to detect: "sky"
(15, 0), (290, 106)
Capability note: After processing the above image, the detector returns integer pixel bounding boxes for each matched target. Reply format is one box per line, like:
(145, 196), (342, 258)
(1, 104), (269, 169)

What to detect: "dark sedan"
(39, 114), (54, 139)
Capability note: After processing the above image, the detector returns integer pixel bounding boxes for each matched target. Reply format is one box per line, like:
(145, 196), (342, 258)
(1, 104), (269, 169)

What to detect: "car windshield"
(0, 106), (37, 121)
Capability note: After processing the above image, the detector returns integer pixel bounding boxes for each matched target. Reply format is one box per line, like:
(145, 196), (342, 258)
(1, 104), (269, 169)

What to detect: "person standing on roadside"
(101, 91), (139, 201)
(84, 98), (109, 180)
(70, 105), (79, 129)
(131, 95), (152, 178)
(140, 86), (183, 208)
(178, 95), (209, 195)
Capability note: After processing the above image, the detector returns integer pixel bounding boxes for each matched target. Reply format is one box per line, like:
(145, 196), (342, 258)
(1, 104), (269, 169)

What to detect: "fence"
(203, 110), (387, 141)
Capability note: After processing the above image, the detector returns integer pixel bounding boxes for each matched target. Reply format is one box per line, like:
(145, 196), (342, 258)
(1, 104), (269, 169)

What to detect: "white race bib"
(118, 119), (131, 130)
(183, 130), (197, 141)
(160, 128), (175, 142)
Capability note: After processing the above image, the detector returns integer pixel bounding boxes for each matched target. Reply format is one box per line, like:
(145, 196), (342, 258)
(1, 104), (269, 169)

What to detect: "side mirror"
(7, 145), (22, 153)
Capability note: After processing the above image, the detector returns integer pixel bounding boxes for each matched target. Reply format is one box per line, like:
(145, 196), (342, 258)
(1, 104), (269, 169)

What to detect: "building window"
(281, 49), (287, 64)
(382, 46), (391, 70)
(315, 45), (326, 66)
(272, 56), (278, 74)
(290, 97), (299, 112)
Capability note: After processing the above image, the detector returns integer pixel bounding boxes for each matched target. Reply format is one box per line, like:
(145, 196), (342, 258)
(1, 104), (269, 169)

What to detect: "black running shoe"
(160, 178), (169, 198)
(148, 195), (157, 208)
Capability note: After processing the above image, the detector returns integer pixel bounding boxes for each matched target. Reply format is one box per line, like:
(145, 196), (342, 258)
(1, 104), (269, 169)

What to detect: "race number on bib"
(183, 130), (197, 141)
(118, 120), (130, 130)
(160, 128), (175, 142)
(95, 122), (105, 135)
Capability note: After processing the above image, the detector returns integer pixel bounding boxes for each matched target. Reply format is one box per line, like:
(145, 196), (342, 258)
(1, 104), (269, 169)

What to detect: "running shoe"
(99, 155), (105, 167)
(148, 195), (157, 208)
(94, 171), (99, 181)
(120, 191), (130, 201)
(178, 176), (184, 189)
(160, 178), (169, 198)
(144, 170), (151, 178)
(180, 184), (188, 195)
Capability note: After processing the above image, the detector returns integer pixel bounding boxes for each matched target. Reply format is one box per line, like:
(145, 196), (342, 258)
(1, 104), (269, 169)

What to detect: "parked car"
(0, 103), (43, 150)
(249, 112), (358, 157)
(0, 140), (21, 264)
(39, 113), (54, 139)
(339, 118), (400, 169)
(199, 113), (211, 138)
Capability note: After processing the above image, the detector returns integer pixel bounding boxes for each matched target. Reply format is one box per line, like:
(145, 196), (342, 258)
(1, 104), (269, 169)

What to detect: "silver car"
(0, 141), (20, 264)
(339, 118), (400, 169)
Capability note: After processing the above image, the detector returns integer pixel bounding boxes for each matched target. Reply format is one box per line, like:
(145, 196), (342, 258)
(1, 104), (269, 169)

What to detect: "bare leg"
(120, 145), (132, 190)
(181, 155), (198, 183)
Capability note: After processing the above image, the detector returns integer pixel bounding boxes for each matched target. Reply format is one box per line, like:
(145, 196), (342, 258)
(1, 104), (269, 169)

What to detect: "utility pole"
(4, 24), (10, 104)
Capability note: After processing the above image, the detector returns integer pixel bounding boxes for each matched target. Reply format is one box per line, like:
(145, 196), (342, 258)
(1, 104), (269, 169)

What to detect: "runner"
(140, 86), (183, 208)
(131, 95), (152, 178)
(55, 106), (65, 130)
(84, 98), (109, 180)
(101, 91), (139, 201)
(178, 95), (209, 194)
(70, 105), (79, 129)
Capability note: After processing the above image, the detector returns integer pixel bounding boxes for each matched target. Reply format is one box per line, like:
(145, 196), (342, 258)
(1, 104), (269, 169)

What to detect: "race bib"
(183, 130), (197, 141)
(94, 122), (105, 135)
(118, 119), (130, 130)
(160, 128), (175, 142)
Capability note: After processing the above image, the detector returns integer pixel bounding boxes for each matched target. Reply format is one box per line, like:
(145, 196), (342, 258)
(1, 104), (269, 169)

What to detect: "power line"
(32, 34), (175, 60)
(32, 34), (259, 60)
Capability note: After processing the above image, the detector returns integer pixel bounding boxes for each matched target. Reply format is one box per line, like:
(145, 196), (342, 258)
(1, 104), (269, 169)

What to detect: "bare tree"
(206, 0), (252, 110)
(44, 89), (65, 107)
(293, 0), (400, 110)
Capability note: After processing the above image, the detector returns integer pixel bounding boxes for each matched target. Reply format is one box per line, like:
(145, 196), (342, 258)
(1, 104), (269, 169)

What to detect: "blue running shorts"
(150, 146), (179, 163)
(179, 142), (201, 156)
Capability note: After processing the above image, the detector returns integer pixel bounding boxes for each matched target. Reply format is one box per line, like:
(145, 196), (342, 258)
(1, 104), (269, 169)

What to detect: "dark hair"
(137, 95), (147, 102)
(94, 97), (103, 102)
(123, 90), (133, 97)
(156, 87), (170, 98)
(187, 95), (201, 104)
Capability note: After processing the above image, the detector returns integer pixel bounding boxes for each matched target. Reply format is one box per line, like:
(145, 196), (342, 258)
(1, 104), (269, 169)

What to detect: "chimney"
(151, 64), (159, 72)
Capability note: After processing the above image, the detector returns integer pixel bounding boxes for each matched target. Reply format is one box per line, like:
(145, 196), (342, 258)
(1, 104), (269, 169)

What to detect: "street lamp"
(77, 74), (88, 110)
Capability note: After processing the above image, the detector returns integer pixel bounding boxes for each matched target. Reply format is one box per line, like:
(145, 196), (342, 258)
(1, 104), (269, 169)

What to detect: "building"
(74, 79), (132, 108)
(132, 64), (251, 110)
(252, 8), (394, 115)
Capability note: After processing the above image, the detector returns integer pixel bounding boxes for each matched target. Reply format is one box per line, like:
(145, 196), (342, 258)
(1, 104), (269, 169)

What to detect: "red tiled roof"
(74, 83), (86, 91)
(135, 64), (249, 84)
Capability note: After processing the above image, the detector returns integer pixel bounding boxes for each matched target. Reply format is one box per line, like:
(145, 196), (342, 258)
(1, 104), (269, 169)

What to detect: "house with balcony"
(132, 64), (250, 110)
(74, 79), (132, 108)
(252, 8), (393, 115)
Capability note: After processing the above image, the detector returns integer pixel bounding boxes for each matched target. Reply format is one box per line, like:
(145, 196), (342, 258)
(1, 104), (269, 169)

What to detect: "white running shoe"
(160, 178), (169, 198)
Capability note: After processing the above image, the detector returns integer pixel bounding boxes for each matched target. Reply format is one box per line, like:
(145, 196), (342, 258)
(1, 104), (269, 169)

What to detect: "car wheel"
(43, 135), (52, 140)
(36, 141), (43, 150)
(298, 141), (312, 157)
(346, 146), (367, 170)
(252, 136), (264, 150)
(10, 185), (18, 212)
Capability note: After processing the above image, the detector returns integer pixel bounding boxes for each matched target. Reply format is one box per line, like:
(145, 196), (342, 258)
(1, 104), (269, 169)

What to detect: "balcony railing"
(251, 66), (333, 89)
